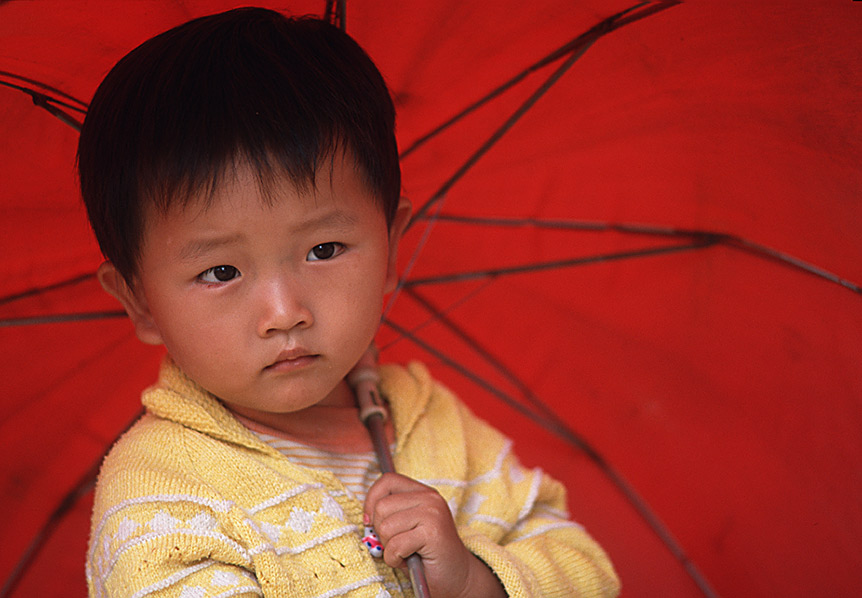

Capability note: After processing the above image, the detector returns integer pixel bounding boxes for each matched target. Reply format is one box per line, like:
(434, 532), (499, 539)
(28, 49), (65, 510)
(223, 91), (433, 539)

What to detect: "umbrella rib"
(0, 408), (144, 598)
(382, 317), (597, 458)
(402, 240), (712, 287)
(399, 1), (680, 160)
(400, 3), (682, 317)
(727, 235), (861, 295)
(402, 219), (862, 294)
(0, 310), (127, 327)
(0, 457), (102, 598)
(0, 326), (145, 594)
(0, 70), (89, 109)
(382, 317), (718, 598)
(401, 286), (567, 426)
(380, 280), (495, 353)
(0, 272), (97, 306)
(407, 24), (596, 226)
(324, 0), (347, 30)
(0, 76), (85, 130)
(391, 34), (608, 320)
(417, 213), (699, 237)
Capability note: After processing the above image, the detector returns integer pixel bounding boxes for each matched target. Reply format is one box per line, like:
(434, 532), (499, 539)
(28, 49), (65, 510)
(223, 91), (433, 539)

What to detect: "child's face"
(102, 153), (408, 417)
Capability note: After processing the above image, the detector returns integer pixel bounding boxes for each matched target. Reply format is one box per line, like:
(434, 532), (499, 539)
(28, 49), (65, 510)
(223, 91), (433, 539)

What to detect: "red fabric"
(1, 2), (860, 596)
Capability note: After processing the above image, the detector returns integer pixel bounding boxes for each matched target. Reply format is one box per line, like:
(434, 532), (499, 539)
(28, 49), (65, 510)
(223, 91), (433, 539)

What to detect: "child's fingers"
(364, 473), (502, 597)
(377, 511), (425, 570)
(365, 475), (451, 542)
(372, 499), (431, 540)
(375, 501), (455, 573)
(365, 472), (427, 500)
(365, 473), (459, 563)
(364, 472), (433, 519)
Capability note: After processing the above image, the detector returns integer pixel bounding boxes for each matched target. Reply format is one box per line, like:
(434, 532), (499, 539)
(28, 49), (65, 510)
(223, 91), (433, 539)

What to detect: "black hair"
(78, 7), (400, 282)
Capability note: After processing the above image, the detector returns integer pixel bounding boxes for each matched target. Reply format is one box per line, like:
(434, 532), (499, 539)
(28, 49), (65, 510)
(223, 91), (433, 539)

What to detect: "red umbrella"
(1, 1), (860, 596)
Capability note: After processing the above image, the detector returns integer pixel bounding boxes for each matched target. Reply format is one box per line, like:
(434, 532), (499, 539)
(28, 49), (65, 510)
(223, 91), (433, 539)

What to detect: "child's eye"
(307, 242), (345, 261)
(198, 265), (241, 283)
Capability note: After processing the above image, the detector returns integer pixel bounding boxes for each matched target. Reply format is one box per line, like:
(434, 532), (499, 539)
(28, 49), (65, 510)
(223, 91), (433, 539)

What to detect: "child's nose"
(256, 275), (313, 336)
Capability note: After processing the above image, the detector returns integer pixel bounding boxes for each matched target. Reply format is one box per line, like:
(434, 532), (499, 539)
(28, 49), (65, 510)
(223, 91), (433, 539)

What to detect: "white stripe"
(256, 433), (382, 504)
(272, 447), (378, 462)
(317, 464), (378, 476)
(492, 440), (514, 477)
(534, 503), (570, 520)
(245, 524), (359, 558)
(277, 454), (378, 468)
(309, 575), (387, 598)
(418, 477), (469, 489)
(105, 529), (252, 579)
(89, 494), (235, 578)
(421, 441), (513, 489)
(212, 587), (264, 598)
(247, 483), (325, 514)
(517, 468), (543, 522)
(129, 560), (215, 598)
(510, 520), (584, 542)
(273, 524), (359, 556)
(468, 513), (512, 530)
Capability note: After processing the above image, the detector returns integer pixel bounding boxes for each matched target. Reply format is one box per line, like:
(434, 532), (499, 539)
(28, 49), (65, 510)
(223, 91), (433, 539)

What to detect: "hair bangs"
(79, 8), (400, 282)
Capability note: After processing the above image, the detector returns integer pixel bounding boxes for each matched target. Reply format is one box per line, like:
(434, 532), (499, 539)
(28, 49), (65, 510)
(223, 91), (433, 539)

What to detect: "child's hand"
(364, 473), (507, 598)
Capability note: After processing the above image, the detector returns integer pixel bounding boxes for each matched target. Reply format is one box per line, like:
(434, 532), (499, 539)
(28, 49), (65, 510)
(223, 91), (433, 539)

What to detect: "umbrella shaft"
(365, 414), (395, 473)
(363, 412), (431, 598)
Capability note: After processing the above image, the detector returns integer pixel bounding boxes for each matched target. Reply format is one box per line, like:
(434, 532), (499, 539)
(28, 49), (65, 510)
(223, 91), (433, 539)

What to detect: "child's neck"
(227, 386), (394, 454)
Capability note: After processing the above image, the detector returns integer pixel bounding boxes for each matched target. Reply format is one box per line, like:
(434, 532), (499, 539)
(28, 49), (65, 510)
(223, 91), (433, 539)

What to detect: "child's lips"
(266, 348), (318, 371)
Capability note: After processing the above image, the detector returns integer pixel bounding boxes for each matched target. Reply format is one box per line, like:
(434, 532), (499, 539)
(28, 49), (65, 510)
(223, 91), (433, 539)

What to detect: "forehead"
(144, 152), (383, 233)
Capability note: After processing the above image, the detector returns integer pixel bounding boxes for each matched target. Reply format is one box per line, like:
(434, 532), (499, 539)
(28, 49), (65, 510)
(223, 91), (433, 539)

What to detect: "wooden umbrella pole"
(348, 349), (431, 598)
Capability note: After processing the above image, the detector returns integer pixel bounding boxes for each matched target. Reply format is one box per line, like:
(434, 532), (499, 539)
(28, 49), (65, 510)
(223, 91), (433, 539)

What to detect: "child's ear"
(385, 197), (412, 294)
(96, 261), (165, 346)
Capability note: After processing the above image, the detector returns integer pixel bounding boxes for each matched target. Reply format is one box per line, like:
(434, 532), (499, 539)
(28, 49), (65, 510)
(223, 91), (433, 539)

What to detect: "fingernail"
(363, 512), (371, 525)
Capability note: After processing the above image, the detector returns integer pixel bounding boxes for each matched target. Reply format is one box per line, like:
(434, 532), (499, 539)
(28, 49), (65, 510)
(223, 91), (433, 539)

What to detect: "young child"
(79, 8), (620, 598)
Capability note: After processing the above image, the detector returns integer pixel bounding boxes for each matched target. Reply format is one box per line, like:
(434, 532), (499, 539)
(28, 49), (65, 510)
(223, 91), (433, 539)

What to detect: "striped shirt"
(255, 432), (385, 503)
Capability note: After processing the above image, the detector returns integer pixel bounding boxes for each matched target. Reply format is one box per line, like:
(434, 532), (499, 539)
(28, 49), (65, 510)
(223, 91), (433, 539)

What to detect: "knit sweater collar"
(142, 358), (434, 455)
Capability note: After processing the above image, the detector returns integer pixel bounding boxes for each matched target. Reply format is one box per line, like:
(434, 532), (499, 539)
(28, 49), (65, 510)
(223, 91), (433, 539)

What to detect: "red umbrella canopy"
(1, 1), (860, 597)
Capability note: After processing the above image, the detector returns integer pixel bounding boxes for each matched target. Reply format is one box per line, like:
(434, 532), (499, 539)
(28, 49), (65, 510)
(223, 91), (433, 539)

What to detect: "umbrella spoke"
(408, 1), (681, 225)
(0, 408), (143, 598)
(416, 213), (698, 236)
(0, 272), (97, 307)
(396, 1), (683, 336)
(0, 455), (102, 598)
(728, 236), (861, 295)
(0, 271), (125, 327)
(382, 317), (595, 456)
(0, 72), (86, 130)
(401, 221), (862, 294)
(407, 27), (593, 227)
(400, 1), (681, 161)
(382, 316), (718, 598)
(324, 0), (346, 31)
(0, 311), (127, 327)
(401, 286), (570, 428)
(403, 239), (714, 287)
(381, 279), (494, 351)
(0, 70), (89, 110)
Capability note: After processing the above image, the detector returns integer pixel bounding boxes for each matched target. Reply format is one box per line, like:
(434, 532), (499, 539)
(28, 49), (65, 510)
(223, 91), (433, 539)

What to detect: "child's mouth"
(266, 348), (318, 372)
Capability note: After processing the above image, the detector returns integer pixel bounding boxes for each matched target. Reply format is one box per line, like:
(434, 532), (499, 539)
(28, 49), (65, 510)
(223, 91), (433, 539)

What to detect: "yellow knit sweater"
(87, 360), (620, 598)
